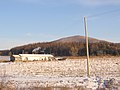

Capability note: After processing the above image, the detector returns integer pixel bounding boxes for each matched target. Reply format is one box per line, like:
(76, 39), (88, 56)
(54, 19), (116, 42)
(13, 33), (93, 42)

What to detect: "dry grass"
(0, 86), (86, 90)
(66, 56), (120, 59)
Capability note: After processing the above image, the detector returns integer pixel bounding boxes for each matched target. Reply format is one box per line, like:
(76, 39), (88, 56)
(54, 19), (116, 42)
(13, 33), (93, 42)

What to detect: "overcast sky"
(0, 0), (120, 50)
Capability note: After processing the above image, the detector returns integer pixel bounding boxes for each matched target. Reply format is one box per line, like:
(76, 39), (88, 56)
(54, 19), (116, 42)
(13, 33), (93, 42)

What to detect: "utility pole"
(84, 17), (90, 77)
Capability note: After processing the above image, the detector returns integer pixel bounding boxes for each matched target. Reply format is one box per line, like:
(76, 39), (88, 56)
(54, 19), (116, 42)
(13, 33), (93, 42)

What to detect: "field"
(0, 56), (120, 90)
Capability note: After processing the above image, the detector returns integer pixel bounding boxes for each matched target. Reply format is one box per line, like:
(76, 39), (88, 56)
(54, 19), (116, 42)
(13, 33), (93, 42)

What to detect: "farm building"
(10, 54), (56, 61)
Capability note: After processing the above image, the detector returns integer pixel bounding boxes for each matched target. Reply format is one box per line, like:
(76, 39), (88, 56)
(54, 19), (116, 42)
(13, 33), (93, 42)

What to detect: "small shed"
(10, 54), (56, 61)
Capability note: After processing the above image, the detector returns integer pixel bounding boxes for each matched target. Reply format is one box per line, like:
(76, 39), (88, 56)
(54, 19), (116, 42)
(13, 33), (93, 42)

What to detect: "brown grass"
(66, 55), (120, 59)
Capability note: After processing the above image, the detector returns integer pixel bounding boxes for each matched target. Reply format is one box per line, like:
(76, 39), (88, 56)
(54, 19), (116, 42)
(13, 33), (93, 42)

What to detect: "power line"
(87, 8), (120, 18)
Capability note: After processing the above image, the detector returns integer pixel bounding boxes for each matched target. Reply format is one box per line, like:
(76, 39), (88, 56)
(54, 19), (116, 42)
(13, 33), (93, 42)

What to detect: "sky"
(0, 0), (120, 50)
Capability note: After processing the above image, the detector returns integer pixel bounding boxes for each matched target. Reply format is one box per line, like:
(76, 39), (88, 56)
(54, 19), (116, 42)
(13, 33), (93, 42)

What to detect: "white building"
(10, 54), (56, 61)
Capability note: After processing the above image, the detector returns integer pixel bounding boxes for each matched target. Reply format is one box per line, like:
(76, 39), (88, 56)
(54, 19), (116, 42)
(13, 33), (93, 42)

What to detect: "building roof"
(12, 55), (20, 58)
(19, 54), (54, 57)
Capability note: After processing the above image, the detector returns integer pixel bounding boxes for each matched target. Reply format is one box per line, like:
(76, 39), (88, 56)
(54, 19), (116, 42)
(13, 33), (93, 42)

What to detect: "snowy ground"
(0, 56), (120, 90)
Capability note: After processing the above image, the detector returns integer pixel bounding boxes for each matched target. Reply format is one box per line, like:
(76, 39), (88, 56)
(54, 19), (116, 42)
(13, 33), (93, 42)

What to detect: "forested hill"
(0, 35), (120, 56)
(52, 35), (103, 43)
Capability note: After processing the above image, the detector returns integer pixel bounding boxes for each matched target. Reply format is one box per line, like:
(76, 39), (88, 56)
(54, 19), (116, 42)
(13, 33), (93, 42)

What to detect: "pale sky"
(0, 0), (120, 50)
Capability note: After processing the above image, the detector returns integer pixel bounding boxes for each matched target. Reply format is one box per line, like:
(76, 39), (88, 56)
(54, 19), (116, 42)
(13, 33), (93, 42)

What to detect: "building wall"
(11, 54), (56, 61)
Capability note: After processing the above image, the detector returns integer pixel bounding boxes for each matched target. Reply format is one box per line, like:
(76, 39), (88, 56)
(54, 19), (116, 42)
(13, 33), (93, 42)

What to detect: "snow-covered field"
(0, 56), (120, 90)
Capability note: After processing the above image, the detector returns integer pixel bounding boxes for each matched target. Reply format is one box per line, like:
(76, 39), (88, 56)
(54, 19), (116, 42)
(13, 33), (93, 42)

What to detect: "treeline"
(0, 41), (120, 56)
(0, 50), (10, 56)
(8, 41), (120, 56)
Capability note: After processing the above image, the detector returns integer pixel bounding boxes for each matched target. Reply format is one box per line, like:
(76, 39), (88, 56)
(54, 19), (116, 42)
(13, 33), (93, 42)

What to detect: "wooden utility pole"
(84, 17), (90, 77)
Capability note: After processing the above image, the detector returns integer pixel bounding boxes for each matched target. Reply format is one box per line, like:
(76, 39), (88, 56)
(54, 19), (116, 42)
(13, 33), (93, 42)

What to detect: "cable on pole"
(87, 8), (120, 18)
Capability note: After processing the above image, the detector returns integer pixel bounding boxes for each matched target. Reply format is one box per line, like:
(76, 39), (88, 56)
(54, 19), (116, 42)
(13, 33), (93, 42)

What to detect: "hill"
(52, 35), (104, 43)
(0, 35), (120, 56)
